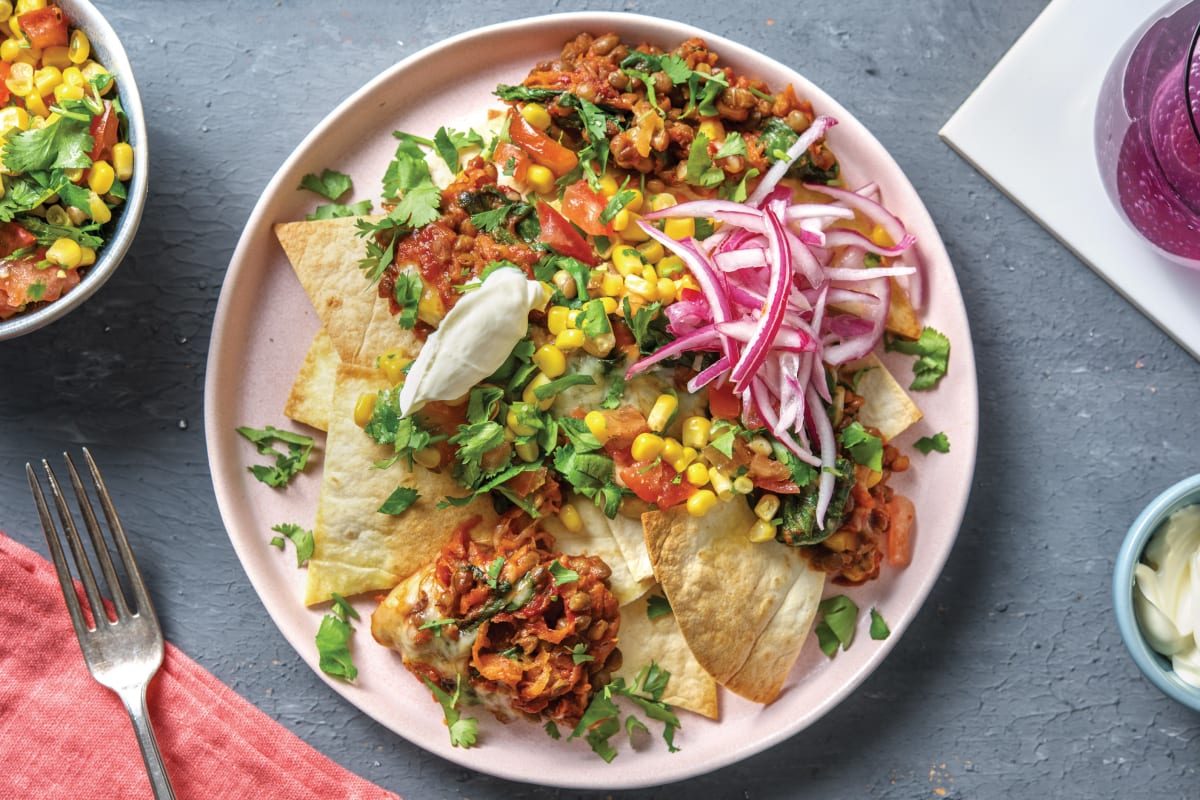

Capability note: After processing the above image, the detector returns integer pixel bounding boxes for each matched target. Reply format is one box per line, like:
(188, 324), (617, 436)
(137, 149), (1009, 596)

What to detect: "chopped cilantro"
(3, 115), (92, 173)
(532, 373), (595, 401)
(269, 522), (314, 566)
(646, 593), (672, 620)
(886, 326), (950, 390)
(20, 216), (104, 248)
(569, 662), (680, 762)
(913, 432), (951, 454)
(570, 642), (594, 665)
(839, 421), (883, 473)
(418, 618), (457, 635)
(392, 272), (423, 329)
(600, 187), (637, 225)
(869, 607), (891, 640)
(544, 720), (562, 739)
(814, 594), (859, 657)
(363, 388), (443, 468)
(422, 674), (479, 748)
(24, 280), (46, 303)
(713, 131), (748, 159)
(494, 84), (563, 103)
(622, 298), (671, 355)
(706, 420), (739, 459)
(549, 560), (580, 586)
(307, 199), (373, 220)
(235, 425), (315, 487)
(576, 298), (611, 339)
(315, 593), (359, 681)
(377, 486), (419, 515)
(685, 133), (724, 188)
(298, 168), (352, 201)
(433, 125), (483, 173)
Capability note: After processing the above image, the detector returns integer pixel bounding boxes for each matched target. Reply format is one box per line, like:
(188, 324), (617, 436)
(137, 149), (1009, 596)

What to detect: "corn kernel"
(16, 0), (46, 12)
(682, 416), (711, 449)
(66, 29), (90, 65)
(81, 61), (111, 93)
(686, 489), (718, 517)
(7, 16), (19, 37)
(520, 102), (551, 130)
(869, 224), (893, 248)
(648, 193), (677, 212)
(754, 494), (781, 522)
(0, 104), (26, 132)
(635, 240), (664, 264)
(612, 245), (644, 276)
(698, 119), (726, 142)
(600, 271), (623, 297)
(559, 503), (583, 533)
(111, 142), (134, 182)
(584, 410), (609, 444)
(53, 81), (83, 102)
(11, 46), (36, 66)
(546, 305), (570, 335)
(656, 277), (677, 304)
(675, 276), (700, 295)
(732, 475), (755, 495)
(624, 274), (658, 301)
(378, 350), (410, 385)
(685, 461), (709, 486)
(748, 436), (773, 456)
(646, 394), (678, 432)
(661, 437), (683, 464)
(78, 245), (95, 267)
(610, 208), (630, 232)
(87, 191), (111, 223)
(597, 174), (619, 196)
(555, 328), (585, 350)
(45, 237), (81, 268)
(663, 217), (695, 240)
(624, 189), (644, 214)
(598, 296), (618, 315)
(532, 343), (567, 378)
(33, 65), (60, 95)
(0, 176), (7, 200)
(657, 255), (685, 278)
(42, 44), (68, 68)
(566, 308), (580, 329)
(506, 409), (536, 437)
(5, 60), (32, 97)
(61, 65), (83, 87)
(88, 160), (115, 195)
(522, 372), (554, 410)
(747, 519), (776, 543)
(526, 164), (554, 195)
(412, 446), (442, 470)
(619, 214), (650, 242)
(630, 432), (665, 462)
(515, 440), (540, 463)
(709, 467), (733, 500)
(65, 204), (87, 225)
(0, 37), (19, 62)
(353, 392), (376, 427)
(640, 264), (658, 284)
(0, 2), (11, 23)
(582, 331), (615, 358)
(23, 89), (46, 117)
(671, 446), (698, 473)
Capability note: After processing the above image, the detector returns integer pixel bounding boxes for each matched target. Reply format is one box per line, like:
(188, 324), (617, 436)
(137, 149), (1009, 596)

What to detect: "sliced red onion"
(687, 356), (732, 393)
(747, 116), (838, 207)
(625, 324), (721, 378)
(825, 264), (916, 281)
(807, 383), (838, 528)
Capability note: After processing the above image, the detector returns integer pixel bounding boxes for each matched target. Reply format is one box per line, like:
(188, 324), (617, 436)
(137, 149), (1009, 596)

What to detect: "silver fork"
(28, 448), (178, 800)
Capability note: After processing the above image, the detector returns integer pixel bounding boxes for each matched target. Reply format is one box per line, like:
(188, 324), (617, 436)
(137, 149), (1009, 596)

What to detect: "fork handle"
(118, 685), (178, 799)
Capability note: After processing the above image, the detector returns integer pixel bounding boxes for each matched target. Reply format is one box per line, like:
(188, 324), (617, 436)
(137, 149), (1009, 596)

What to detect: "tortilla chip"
(304, 363), (497, 605)
(886, 277), (922, 339)
(841, 353), (923, 441)
(606, 511), (655, 585)
(615, 589), (719, 719)
(284, 328), (340, 432)
(642, 499), (824, 704)
(275, 217), (423, 367)
(545, 496), (652, 605)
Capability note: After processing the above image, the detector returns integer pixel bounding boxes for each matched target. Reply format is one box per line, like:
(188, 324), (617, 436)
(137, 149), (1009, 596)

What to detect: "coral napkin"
(0, 531), (402, 799)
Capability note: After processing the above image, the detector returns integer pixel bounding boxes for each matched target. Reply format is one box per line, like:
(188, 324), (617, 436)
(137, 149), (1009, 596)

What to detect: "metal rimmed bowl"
(0, 0), (148, 341)
(1113, 473), (1200, 712)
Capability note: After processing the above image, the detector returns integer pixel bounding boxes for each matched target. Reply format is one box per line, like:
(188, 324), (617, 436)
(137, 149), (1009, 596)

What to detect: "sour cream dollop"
(398, 267), (546, 417)
(1133, 504), (1200, 687)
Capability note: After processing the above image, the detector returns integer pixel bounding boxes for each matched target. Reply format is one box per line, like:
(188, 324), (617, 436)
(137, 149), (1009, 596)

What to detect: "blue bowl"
(1113, 474), (1200, 712)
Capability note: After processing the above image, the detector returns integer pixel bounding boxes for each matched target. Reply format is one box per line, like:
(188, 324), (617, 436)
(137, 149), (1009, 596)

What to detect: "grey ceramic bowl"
(0, 0), (148, 341)
(1112, 473), (1200, 712)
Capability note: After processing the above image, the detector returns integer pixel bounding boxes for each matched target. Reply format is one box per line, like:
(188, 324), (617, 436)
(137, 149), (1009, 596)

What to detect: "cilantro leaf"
(622, 298), (670, 356)
(25, 280), (45, 302)
(421, 674), (479, 748)
(913, 432), (951, 454)
(235, 425), (315, 487)
(570, 642), (595, 665)
(599, 187), (637, 225)
(315, 593), (359, 681)
(713, 131), (748, 159)
(815, 594), (859, 657)
(19, 215), (104, 248)
(549, 561), (580, 586)
(269, 522), (314, 566)
(298, 168), (352, 201)
(393, 182), (442, 229)
(449, 420), (506, 473)
(307, 199), (373, 220)
(544, 720), (562, 739)
(576, 298), (611, 339)
(532, 373), (595, 401)
(392, 272), (423, 329)
(869, 607), (891, 640)
(3, 116), (93, 173)
(839, 421), (883, 473)
(494, 84), (563, 103)
(886, 326), (950, 390)
(378, 486), (419, 515)
(684, 133), (724, 188)
(646, 593), (672, 620)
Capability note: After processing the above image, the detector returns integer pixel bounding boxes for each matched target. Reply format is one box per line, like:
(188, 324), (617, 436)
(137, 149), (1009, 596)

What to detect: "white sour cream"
(398, 267), (546, 417)
(1133, 504), (1200, 687)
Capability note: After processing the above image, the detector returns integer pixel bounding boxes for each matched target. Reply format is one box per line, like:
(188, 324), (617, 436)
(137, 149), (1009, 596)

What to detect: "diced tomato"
(535, 201), (598, 265)
(0, 63), (11, 105)
(18, 6), (69, 49)
(0, 222), (36, 258)
(707, 380), (742, 421)
(492, 141), (530, 185)
(560, 180), (613, 237)
(507, 108), (578, 177)
(89, 102), (119, 163)
(885, 494), (915, 567)
(0, 254), (79, 319)
(617, 456), (695, 509)
(754, 478), (801, 495)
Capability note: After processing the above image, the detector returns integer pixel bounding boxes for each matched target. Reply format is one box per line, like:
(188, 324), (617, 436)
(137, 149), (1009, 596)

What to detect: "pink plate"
(204, 12), (978, 790)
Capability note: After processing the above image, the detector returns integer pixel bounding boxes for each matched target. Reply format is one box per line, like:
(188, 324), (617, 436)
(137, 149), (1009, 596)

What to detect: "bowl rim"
(1112, 472), (1200, 711)
(0, 0), (149, 341)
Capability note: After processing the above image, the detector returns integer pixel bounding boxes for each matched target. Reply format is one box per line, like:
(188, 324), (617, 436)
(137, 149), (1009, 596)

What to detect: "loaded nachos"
(258, 30), (948, 760)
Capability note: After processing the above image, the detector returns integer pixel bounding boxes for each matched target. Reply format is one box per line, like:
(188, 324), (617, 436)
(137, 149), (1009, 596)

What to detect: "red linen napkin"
(0, 531), (402, 799)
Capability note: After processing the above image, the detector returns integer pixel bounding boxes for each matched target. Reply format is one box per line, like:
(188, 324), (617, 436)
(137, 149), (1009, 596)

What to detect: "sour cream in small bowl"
(1113, 474), (1200, 712)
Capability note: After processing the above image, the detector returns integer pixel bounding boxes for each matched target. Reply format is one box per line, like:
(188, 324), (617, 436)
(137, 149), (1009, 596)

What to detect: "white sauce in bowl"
(1134, 504), (1200, 687)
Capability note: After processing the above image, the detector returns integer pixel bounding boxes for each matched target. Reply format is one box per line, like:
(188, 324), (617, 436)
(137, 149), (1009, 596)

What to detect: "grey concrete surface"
(2, 1), (1198, 797)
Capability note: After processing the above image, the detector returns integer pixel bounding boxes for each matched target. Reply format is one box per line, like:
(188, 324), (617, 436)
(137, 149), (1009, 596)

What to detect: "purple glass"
(1095, 0), (1200, 268)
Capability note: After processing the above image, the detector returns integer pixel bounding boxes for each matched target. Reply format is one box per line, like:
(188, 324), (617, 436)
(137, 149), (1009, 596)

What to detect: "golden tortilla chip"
(275, 217), (423, 367)
(304, 362), (497, 605)
(886, 277), (922, 339)
(642, 499), (824, 704)
(544, 496), (652, 605)
(284, 328), (340, 432)
(615, 589), (719, 719)
(606, 511), (655, 585)
(841, 353), (923, 441)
